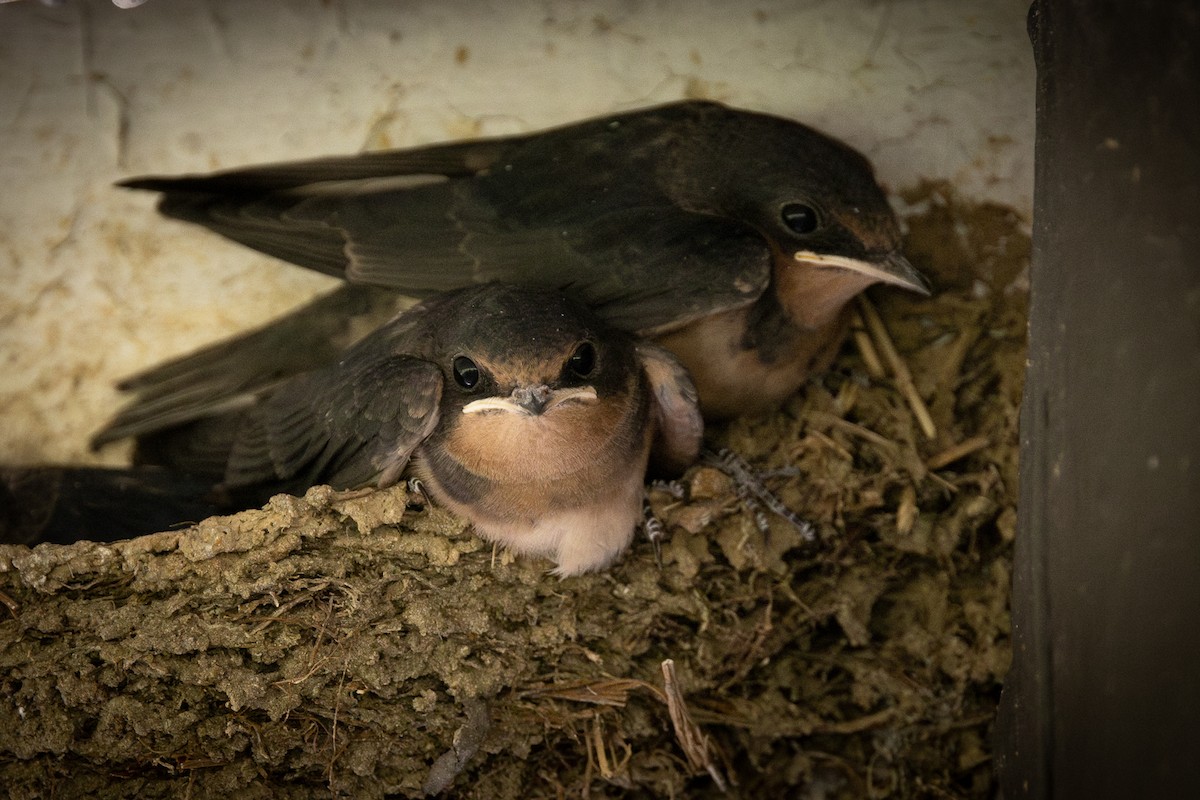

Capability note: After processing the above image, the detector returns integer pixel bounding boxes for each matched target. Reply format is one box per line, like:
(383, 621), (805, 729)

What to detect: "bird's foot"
(701, 447), (816, 542)
(641, 494), (667, 569)
(405, 477), (430, 510)
(649, 478), (687, 500)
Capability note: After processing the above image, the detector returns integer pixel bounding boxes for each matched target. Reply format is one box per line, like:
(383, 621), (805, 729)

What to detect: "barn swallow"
(112, 283), (702, 576)
(110, 100), (929, 428)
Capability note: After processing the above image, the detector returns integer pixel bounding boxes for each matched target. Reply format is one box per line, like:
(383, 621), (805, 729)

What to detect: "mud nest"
(0, 183), (1027, 799)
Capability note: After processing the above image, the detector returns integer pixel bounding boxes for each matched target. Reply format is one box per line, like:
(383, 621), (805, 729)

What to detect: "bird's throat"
(776, 258), (879, 331)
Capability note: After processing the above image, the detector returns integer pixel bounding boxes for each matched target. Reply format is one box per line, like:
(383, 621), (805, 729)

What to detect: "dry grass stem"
(857, 295), (938, 439)
(926, 435), (991, 470)
(662, 659), (728, 792)
(851, 309), (888, 379)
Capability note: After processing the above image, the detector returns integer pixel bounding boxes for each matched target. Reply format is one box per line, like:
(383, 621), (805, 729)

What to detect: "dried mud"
(0, 182), (1028, 798)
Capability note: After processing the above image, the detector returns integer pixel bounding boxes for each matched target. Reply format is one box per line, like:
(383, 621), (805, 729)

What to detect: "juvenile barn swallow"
(119, 284), (702, 576)
(107, 100), (929, 434)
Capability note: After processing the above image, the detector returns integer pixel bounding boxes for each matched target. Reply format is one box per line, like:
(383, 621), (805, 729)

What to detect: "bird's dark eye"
(567, 342), (596, 378)
(452, 355), (480, 390)
(781, 202), (820, 235)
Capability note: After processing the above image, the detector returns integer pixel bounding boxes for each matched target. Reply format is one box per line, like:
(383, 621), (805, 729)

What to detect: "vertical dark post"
(997, 1), (1200, 798)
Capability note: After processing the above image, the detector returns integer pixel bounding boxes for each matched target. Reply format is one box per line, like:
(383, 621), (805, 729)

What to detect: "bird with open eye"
(103, 99), (930, 436)
(127, 283), (702, 576)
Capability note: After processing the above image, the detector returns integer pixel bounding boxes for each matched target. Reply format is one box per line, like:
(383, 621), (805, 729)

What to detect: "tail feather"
(117, 137), (502, 195)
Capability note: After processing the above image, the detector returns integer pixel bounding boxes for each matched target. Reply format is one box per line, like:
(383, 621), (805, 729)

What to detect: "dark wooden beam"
(998, 2), (1200, 797)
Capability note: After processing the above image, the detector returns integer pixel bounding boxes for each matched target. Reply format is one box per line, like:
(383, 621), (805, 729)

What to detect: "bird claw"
(405, 477), (430, 510)
(649, 478), (687, 500)
(642, 495), (667, 569)
(742, 494), (773, 537)
(701, 447), (816, 542)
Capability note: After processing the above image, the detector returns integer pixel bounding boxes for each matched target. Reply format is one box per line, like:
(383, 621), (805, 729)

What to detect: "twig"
(796, 429), (856, 462)
(247, 593), (321, 635)
(592, 714), (611, 778)
(834, 377), (861, 416)
(925, 435), (991, 470)
(662, 659), (728, 792)
(807, 411), (898, 452)
(850, 309), (887, 379)
(523, 678), (663, 708)
(0, 588), (19, 618)
(857, 296), (937, 439)
(811, 706), (898, 735)
(327, 658), (351, 788)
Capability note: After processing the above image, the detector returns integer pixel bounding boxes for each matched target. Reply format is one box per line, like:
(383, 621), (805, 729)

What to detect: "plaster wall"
(0, 0), (1033, 464)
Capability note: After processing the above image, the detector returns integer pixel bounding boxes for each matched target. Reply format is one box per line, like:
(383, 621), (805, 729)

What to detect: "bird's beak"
(793, 250), (932, 296)
(462, 385), (598, 416)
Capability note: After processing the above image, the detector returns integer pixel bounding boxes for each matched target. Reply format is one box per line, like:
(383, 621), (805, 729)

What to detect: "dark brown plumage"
(116, 284), (700, 575)
(101, 100), (928, 442)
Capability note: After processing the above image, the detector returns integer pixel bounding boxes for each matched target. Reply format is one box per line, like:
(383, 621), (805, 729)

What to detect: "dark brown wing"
(92, 285), (404, 448)
(121, 102), (772, 334)
(222, 352), (443, 491)
(130, 295), (456, 494)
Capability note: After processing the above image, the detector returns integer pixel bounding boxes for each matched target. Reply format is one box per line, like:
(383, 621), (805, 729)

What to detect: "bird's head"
(675, 103), (932, 328)
(429, 284), (646, 481)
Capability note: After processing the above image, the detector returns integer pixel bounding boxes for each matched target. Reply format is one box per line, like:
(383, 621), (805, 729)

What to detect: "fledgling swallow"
(106, 99), (929, 437)
(125, 283), (702, 576)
